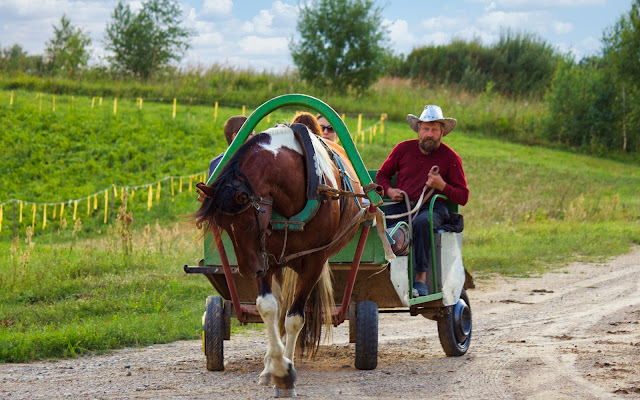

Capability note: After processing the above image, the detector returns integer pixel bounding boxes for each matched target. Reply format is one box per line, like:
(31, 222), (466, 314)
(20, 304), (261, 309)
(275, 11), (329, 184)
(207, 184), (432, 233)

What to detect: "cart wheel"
(204, 295), (224, 371)
(437, 289), (471, 356)
(355, 300), (378, 370)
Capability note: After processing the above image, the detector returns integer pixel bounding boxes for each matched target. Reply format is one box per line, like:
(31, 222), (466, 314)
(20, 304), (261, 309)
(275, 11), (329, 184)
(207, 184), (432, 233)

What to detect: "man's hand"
(386, 188), (405, 202)
(426, 171), (446, 191)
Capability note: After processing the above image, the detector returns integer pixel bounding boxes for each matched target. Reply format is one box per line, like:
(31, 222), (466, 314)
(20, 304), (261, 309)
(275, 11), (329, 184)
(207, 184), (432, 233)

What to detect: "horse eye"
(235, 192), (249, 205)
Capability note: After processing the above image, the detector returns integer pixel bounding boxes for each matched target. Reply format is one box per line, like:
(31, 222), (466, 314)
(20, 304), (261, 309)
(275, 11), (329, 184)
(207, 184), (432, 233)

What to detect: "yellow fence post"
(94, 194), (98, 210)
(214, 101), (218, 122)
(91, 97), (96, 109)
(171, 177), (175, 197)
(60, 203), (65, 220)
(148, 185), (153, 210)
(73, 200), (77, 220)
(113, 98), (118, 115)
(19, 201), (23, 223)
(87, 197), (91, 216)
(53, 204), (57, 219)
(43, 204), (47, 230)
(242, 105), (246, 116)
(52, 95), (56, 112)
(32, 204), (36, 231)
(10, 90), (14, 106)
(173, 98), (177, 118)
(104, 190), (108, 224)
(179, 177), (183, 193)
(156, 181), (161, 201)
(0, 204), (3, 232)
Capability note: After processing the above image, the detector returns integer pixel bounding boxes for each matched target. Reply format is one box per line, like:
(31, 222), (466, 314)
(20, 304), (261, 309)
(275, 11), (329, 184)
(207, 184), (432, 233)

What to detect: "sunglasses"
(320, 125), (334, 133)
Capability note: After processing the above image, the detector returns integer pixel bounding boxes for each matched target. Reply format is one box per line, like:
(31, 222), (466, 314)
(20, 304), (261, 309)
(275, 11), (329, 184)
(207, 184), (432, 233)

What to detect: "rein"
(382, 165), (440, 222)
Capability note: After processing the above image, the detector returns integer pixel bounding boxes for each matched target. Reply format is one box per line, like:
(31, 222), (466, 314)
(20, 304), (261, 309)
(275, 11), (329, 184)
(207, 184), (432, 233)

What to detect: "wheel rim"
(452, 298), (471, 344)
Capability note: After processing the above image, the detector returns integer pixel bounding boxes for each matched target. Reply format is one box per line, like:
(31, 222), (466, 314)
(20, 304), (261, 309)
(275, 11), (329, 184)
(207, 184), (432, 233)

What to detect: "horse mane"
(195, 133), (269, 225)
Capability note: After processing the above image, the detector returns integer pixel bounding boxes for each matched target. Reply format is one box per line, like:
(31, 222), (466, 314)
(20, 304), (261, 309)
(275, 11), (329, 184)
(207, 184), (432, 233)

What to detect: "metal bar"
(409, 292), (443, 306)
(429, 194), (447, 295)
(213, 228), (245, 322)
(183, 265), (222, 274)
(334, 205), (375, 324)
(208, 94), (383, 206)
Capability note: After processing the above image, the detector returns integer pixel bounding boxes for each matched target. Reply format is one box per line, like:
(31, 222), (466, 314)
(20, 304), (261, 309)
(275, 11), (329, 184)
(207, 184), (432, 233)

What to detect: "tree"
(45, 15), (92, 77)
(0, 44), (45, 74)
(602, 0), (640, 90)
(105, 0), (192, 79)
(290, 0), (391, 93)
(602, 0), (640, 152)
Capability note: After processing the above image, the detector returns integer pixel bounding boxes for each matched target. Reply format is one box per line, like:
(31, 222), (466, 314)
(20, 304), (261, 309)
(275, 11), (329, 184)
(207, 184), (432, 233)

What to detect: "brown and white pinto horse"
(195, 124), (364, 397)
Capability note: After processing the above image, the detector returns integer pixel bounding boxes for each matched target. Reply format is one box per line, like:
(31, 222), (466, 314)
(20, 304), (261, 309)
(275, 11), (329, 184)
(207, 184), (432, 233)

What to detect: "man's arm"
(438, 157), (469, 206)
(376, 146), (400, 199)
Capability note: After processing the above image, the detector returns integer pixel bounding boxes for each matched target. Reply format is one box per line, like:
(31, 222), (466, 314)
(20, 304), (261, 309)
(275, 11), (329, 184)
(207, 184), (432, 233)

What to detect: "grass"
(1, 89), (639, 363)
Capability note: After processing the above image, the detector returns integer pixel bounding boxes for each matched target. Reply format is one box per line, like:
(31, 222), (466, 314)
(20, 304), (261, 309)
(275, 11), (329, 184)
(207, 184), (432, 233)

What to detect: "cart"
(184, 94), (472, 372)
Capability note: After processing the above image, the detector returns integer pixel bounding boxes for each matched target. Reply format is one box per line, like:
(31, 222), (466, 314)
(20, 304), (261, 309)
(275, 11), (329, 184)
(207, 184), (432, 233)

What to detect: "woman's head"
(316, 114), (337, 142)
(291, 112), (322, 137)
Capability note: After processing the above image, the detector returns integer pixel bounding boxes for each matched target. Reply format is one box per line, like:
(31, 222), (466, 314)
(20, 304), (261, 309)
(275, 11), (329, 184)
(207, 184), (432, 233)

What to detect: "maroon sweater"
(376, 139), (469, 206)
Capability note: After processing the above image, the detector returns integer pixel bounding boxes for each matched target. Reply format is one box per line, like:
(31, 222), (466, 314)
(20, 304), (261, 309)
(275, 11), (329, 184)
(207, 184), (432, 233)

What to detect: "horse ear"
(196, 182), (215, 198)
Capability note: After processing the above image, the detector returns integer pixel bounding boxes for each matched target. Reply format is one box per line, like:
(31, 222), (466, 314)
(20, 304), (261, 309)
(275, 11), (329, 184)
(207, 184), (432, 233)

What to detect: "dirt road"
(1, 249), (639, 399)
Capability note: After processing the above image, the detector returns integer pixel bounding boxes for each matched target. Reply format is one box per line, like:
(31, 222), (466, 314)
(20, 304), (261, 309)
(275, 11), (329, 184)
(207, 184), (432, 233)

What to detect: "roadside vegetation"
(1, 92), (639, 363)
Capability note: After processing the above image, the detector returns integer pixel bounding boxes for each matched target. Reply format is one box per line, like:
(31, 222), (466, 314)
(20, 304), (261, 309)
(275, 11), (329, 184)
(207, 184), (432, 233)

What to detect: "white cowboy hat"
(407, 105), (457, 136)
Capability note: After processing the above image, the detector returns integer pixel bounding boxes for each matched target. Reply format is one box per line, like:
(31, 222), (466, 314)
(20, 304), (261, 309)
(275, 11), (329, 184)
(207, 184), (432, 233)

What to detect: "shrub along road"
(1, 248), (639, 399)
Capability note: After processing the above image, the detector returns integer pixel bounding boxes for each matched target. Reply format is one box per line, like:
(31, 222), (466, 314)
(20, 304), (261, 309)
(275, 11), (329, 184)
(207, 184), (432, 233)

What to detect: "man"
(208, 115), (248, 178)
(376, 105), (469, 296)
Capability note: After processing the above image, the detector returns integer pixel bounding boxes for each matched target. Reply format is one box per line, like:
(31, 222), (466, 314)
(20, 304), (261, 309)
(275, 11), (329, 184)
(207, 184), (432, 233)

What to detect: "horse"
(195, 123), (365, 397)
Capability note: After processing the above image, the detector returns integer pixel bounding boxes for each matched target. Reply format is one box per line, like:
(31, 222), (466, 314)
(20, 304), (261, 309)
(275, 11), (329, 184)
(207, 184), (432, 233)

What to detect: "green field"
(1, 89), (639, 363)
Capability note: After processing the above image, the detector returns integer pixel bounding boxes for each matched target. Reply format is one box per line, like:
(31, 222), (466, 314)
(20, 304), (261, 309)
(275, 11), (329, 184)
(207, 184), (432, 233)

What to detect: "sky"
(0, 0), (634, 73)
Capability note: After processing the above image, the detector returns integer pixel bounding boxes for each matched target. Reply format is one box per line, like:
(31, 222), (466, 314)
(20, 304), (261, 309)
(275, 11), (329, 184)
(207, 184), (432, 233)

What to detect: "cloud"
(241, 1), (297, 36)
(237, 35), (289, 55)
(477, 10), (564, 35)
(471, 0), (605, 10)
(386, 19), (417, 55)
(421, 16), (467, 31)
(201, 0), (232, 18)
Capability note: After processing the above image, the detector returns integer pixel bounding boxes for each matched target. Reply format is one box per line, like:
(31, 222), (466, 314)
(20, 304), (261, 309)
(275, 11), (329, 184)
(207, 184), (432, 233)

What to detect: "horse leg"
(255, 274), (297, 396)
(282, 258), (330, 365)
(258, 269), (284, 387)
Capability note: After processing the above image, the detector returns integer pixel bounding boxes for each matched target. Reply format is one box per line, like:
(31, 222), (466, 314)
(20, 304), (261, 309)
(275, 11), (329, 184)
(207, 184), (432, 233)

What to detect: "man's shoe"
(413, 281), (428, 297)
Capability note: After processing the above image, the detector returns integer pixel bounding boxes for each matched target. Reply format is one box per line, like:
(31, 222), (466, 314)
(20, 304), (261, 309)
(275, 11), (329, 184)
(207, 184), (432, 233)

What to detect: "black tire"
(354, 300), (378, 370)
(437, 289), (472, 356)
(204, 295), (224, 371)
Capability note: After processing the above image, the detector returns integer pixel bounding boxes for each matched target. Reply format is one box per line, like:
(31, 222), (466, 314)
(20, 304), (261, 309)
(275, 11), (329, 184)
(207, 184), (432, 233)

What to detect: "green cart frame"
(184, 94), (472, 372)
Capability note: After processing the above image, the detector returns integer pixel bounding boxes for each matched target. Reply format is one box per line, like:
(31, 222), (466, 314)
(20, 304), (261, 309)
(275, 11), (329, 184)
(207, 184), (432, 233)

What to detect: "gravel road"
(2, 248), (639, 399)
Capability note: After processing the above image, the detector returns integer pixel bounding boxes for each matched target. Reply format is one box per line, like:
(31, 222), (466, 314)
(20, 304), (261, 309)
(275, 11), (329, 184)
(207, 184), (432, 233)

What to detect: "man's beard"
(419, 137), (440, 153)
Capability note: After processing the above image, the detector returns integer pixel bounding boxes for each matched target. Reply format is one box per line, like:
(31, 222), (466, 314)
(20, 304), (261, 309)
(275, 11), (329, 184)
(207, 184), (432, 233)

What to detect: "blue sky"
(0, 0), (633, 72)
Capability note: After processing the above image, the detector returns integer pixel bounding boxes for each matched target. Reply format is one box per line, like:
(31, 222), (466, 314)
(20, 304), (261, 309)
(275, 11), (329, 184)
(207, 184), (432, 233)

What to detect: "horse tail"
(279, 262), (335, 359)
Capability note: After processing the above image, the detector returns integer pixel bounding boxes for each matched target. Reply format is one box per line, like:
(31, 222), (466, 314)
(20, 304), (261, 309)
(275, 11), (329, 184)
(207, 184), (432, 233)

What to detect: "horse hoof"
(275, 387), (297, 398)
(258, 373), (271, 386)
